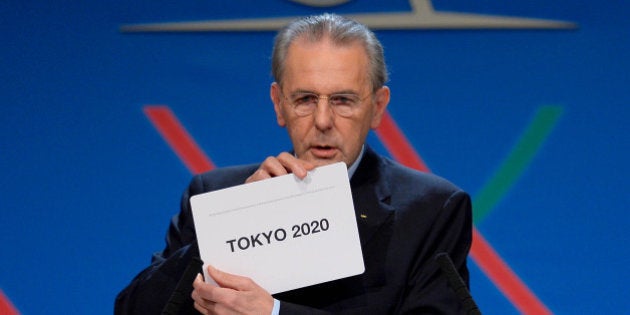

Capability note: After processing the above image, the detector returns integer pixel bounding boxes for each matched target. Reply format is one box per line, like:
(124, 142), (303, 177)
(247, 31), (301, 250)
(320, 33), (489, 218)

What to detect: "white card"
(190, 162), (365, 294)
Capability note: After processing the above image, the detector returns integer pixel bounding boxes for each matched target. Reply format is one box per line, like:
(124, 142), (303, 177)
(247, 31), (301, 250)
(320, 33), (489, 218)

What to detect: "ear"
(370, 86), (390, 129)
(270, 82), (287, 127)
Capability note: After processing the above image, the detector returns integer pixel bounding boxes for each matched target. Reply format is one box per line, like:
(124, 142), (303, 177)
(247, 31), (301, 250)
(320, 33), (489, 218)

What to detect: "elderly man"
(116, 13), (472, 314)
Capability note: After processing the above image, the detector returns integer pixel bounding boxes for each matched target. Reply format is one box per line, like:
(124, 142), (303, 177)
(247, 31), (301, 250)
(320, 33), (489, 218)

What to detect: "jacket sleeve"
(114, 176), (206, 315)
(395, 190), (473, 314)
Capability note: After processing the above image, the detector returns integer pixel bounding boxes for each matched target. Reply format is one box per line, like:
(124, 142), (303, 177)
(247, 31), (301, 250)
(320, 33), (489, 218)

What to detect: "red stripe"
(0, 289), (19, 315)
(375, 110), (551, 314)
(470, 229), (551, 314)
(374, 112), (430, 172)
(144, 106), (215, 174)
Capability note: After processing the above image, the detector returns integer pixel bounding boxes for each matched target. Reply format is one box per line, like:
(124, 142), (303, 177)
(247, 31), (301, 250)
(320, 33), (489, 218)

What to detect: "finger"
(191, 276), (208, 303)
(276, 152), (315, 179)
(192, 273), (205, 291)
(261, 155), (291, 177)
(245, 168), (272, 183)
(245, 156), (288, 183)
(192, 274), (221, 306)
(193, 300), (210, 315)
(192, 289), (216, 313)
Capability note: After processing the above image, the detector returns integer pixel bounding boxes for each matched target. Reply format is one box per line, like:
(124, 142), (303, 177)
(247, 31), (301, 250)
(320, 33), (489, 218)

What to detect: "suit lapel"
(350, 147), (395, 247)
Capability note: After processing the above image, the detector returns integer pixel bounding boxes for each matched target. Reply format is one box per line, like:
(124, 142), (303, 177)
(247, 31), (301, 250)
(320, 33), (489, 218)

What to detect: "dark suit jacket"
(115, 147), (472, 314)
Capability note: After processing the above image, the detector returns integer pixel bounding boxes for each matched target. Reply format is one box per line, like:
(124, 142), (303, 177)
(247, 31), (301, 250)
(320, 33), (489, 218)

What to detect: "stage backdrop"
(1, 1), (628, 314)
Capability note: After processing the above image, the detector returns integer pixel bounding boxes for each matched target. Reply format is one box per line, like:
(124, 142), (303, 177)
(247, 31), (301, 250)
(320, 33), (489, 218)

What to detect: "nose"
(313, 97), (334, 131)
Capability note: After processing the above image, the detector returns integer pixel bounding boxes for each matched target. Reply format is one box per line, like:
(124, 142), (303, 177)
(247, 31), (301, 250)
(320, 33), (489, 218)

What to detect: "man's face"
(271, 37), (390, 167)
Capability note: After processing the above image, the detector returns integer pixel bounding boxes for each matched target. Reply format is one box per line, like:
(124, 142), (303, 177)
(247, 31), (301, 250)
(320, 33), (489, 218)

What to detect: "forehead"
(282, 37), (370, 92)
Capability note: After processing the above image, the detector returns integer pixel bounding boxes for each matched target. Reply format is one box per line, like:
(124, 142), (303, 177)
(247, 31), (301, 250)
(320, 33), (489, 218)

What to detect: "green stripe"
(473, 106), (563, 224)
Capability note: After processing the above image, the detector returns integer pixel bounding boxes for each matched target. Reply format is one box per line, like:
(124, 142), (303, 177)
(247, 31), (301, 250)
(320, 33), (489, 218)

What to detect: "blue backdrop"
(1, 1), (628, 314)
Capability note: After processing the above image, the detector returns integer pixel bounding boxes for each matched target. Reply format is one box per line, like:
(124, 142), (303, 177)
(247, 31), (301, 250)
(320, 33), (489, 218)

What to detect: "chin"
(307, 156), (343, 167)
(311, 159), (336, 167)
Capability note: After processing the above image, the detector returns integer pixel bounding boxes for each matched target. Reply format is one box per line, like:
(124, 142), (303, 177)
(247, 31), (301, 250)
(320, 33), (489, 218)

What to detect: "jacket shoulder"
(186, 163), (260, 197)
(379, 156), (463, 196)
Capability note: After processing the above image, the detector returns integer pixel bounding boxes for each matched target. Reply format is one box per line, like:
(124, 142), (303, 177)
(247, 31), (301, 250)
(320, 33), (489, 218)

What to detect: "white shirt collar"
(347, 145), (365, 179)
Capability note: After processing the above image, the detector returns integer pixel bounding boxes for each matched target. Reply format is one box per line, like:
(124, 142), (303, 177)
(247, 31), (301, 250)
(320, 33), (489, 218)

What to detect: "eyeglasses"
(279, 88), (372, 118)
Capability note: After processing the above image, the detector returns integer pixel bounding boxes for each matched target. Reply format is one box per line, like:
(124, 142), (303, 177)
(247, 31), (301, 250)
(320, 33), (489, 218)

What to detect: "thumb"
(207, 265), (253, 291)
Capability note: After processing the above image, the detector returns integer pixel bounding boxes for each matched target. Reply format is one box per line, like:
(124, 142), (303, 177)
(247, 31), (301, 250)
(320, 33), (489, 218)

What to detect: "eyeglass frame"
(278, 86), (374, 118)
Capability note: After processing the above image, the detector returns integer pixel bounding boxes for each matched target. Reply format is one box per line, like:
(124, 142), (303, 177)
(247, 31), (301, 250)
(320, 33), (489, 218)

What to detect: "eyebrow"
(290, 89), (360, 96)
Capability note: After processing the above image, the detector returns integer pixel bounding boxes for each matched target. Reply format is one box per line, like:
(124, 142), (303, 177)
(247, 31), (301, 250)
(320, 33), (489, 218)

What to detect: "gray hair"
(271, 13), (388, 91)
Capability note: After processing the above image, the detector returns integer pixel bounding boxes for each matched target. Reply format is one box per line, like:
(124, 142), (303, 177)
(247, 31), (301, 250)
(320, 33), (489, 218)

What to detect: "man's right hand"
(245, 152), (315, 183)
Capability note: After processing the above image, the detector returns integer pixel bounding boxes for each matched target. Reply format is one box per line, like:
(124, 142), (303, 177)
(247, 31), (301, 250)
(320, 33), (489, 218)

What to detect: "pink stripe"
(144, 105), (215, 174)
(471, 229), (552, 314)
(375, 112), (430, 172)
(0, 289), (19, 315)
